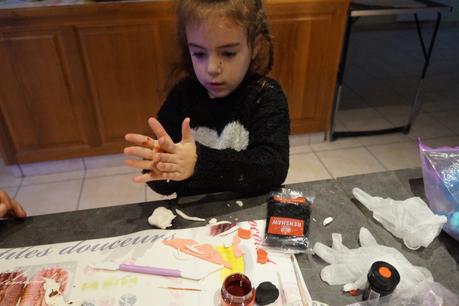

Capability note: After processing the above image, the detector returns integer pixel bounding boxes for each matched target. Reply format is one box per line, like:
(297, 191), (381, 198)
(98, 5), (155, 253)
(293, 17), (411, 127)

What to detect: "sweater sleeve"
(148, 79), (290, 197)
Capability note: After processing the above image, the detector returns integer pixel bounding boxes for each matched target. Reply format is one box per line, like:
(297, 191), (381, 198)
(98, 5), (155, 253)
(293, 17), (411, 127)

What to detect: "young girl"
(124, 0), (290, 197)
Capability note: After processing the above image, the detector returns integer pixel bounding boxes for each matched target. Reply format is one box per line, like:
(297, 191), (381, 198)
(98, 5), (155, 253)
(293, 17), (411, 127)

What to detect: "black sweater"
(147, 74), (290, 197)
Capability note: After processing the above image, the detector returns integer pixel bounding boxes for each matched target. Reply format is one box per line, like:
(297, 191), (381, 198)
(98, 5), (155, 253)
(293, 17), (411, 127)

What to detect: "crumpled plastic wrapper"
(419, 139), (459, 242)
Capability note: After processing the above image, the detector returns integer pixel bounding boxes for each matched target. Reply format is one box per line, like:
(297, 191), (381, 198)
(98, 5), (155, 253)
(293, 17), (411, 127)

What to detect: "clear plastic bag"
(418, 139), (459, 242)
(262, 188), (313, 253)
(346, 281), (458, 306)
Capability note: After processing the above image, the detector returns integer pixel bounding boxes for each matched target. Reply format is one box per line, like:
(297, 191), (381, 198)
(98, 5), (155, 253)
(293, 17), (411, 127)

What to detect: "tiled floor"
(1, 25), (458, 216)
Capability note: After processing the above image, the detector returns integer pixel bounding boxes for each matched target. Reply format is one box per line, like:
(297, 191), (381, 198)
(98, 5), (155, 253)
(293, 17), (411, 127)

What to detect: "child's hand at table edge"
(0, 190), (26, 219)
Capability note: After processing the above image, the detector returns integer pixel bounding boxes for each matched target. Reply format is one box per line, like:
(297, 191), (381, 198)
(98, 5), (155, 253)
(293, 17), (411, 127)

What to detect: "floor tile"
(284, 152), (331, 184)
(316, 147), (385, 178)
(420, 136), (459, 148)
(429, 111), (459, 134)
(84, 153), (127, 169)
(79, 173), (146, 210)
(22, 170), (84, 186)
(290, 134), (309, 146)
(367, 142), (421, 171)
(0, 161), (22, 177)
(357, 133), (412, 146)
(384, 78), (418, 97)
(421, 95), (459, 113)
(310, 137), (362, 152)
(85, 166), (138, 178)
(334, 119), (348, 131)
(289, 134), (312, 154)
(0, 165), (22, 189)
(85, 153), (139, 178)
(2, 186), (18, 199)
(337, 108), (394, 131)
(388, 112), (455, 140)
(442, 89), (459, 103)
(15, 180), (82, 216)
(366, 95), (410, 107)
(374, 105), (411, 119)
(20, 158), (85, 176)
(339, 98), (368, 110)
(408, 116), (455, 140)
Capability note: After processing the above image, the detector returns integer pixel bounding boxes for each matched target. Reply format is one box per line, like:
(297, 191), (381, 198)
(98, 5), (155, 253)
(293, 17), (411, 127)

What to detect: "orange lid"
(378, 266), (392, 278)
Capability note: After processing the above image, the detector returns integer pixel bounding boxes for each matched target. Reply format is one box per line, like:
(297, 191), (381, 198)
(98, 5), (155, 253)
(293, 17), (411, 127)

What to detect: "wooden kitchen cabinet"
(0, 0), (348, 164)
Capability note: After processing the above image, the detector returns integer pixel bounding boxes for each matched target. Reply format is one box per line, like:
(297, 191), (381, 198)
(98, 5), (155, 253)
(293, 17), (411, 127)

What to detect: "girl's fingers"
(148, 118), (173, 143)
(124, 146), (155, 160)
(132, 172), (163, 183)
(0, 203), (8, 218)
(11, 199), (26, 219)
(0, 191), (26, 219)
(124, 159), (155, 170)
(158, 136), (176, 153)
(157, 162), (178, 173)
(181, 118), (194, 143)
(157, 152), (175, 163)
(125, 133), (156, 148)
(0, 191), (12, 218)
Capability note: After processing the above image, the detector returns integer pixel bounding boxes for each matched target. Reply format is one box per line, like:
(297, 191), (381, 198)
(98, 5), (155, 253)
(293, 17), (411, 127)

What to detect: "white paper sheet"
(0, 220), (312, 306)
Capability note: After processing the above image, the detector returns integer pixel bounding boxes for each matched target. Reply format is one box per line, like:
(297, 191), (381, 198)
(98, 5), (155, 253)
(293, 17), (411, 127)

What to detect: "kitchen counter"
(1, 168), (458, 305)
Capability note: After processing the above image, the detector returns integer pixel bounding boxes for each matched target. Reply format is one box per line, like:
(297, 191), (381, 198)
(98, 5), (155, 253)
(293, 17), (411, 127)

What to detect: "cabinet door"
(76, 19), (178, 147)
(267, 1), (348, 134)
(0, 27), (97, 163)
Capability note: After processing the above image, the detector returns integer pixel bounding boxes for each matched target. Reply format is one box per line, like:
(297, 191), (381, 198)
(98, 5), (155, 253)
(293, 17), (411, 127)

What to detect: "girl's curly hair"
(171, 0), (274, 82)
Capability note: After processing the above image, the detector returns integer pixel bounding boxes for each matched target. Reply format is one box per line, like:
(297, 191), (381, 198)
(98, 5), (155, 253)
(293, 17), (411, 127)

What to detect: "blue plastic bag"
(419, 139), (459, 242)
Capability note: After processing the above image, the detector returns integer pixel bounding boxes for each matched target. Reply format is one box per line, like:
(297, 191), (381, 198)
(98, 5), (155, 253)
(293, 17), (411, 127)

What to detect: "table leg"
(406, 12), (442, 131)
(330, 11), (444, 141)
(329, 14), (359, 141)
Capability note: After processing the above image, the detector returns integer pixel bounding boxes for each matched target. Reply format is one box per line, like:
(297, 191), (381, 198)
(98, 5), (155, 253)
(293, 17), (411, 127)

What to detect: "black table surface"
(1, 168), (458, 305)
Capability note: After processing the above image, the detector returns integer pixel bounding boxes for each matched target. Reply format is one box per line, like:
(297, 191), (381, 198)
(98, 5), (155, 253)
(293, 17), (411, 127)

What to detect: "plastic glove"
(313, 227), (433, 293)
(352, 188), (447, 250)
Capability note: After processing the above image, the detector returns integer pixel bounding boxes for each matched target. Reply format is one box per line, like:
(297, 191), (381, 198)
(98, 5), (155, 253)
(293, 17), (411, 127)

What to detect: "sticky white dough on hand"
(148, 206), (176, 229)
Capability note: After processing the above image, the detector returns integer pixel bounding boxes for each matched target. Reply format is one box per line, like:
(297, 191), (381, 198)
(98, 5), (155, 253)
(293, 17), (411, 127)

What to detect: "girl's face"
(186, 17), (254, 98)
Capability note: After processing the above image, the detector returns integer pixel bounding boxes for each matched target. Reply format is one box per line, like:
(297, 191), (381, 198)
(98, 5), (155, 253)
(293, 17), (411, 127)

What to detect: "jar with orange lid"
(362, 261), (400, 301)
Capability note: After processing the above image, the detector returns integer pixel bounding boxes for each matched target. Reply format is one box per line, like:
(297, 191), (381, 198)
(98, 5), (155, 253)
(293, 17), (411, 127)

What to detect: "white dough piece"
(236, 200), (244, 207)
(175, 208), (206, 222)
(148, 207), (176, 229)
(323, 217), (334, 226)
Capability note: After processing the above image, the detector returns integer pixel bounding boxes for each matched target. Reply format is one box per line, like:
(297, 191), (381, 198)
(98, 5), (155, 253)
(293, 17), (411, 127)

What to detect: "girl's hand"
(123, 117), (197, 182)
(0, 190), (26, 219)
(124, 117), (173, 182)
(155, 117), (197, 181)
(124, 132), (163, 182)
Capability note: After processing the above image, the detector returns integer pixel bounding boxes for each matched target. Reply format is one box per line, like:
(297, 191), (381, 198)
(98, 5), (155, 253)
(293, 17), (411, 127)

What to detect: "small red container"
(221, 273), (256, 306)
